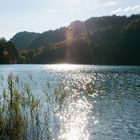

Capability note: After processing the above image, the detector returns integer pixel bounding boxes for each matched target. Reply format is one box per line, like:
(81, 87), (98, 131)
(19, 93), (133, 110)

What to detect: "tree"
(0, 38), (19, 64)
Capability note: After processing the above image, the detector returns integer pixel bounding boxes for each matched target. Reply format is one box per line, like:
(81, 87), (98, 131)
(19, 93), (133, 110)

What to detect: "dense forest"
(0, 14), (140, 64)
(0, 38), (20, 64)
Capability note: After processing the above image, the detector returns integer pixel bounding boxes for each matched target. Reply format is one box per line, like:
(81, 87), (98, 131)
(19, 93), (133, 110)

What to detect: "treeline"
(0, 38), (20, 64)
(2, 14), (140, 64)
(0, 38), (31, 64)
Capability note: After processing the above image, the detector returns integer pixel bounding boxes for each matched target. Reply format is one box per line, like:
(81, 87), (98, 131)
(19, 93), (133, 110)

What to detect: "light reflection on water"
(44, 64), (78, 71)
(0, 64), (140, 140)
(58, 97), (92, 140)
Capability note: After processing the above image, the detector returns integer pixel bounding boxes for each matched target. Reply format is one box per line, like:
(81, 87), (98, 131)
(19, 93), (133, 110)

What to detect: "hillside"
(11, 31), (40, 49)
(10, 14), (140, 64)
(11, 21), (87, 49)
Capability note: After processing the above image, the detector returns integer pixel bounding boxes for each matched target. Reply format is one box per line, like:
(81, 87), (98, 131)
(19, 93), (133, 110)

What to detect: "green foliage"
(0, 73), (40, 139)
(11, 31), (40, 49)
(0, 74), (71, 139)
(0, 38), (20, 64)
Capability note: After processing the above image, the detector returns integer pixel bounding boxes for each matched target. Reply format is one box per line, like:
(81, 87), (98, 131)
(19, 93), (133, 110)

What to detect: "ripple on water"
(0, 65), (140, 139)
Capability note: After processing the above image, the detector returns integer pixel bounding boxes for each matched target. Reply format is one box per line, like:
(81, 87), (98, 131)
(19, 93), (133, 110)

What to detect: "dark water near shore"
(0, 64), (140, 140)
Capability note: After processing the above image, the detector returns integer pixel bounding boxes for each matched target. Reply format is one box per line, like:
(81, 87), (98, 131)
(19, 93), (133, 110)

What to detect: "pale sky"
(0, 0), (140, 40)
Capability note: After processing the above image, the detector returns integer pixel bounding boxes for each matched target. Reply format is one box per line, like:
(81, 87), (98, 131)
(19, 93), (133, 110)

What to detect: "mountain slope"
(11, 31), (40, 49)
(11, 14), (140, 65)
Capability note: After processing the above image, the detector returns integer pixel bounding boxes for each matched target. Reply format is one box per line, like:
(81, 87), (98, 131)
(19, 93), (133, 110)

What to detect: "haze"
(0, 0), (140, 40)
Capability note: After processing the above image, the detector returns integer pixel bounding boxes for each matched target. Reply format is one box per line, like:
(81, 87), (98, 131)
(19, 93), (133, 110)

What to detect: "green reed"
(0, 73), (40, 140)
(0, 73), (68, 140)
(0, 73), (99, 140)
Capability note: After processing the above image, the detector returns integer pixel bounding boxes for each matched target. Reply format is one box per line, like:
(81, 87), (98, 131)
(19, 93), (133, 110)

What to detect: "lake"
(0, 64), (140, 140)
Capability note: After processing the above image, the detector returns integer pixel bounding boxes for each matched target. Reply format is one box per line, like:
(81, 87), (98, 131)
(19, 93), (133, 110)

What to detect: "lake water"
(0, 64), (140, 140)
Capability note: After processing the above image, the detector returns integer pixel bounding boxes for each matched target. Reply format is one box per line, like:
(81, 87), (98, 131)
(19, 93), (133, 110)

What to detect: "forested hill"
(5, 14), (140, 64)
(11, 31), (40, 49)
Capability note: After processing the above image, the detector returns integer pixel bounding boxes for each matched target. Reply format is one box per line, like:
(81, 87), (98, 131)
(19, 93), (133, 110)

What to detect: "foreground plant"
(0, 73), (69, 140)
(0, 73), (40, 140)
(0, 73), (96, 140)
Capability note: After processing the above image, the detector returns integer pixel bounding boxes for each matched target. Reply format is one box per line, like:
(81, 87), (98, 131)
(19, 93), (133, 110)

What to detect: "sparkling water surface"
(0, 64), (140, 140)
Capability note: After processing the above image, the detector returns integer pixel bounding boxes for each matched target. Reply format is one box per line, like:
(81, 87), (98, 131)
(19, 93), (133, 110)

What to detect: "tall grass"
(0, 73), (40, 140)
(0, 73), (98, 140)
(0, 73), (68, 140)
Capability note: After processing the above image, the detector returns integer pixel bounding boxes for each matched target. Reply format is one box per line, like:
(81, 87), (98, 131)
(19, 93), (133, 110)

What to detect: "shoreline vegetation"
(0, 73), (97, 139)
(0, 73), (101, 140)
(0, 73), (63, 139)
(0, 73), (41, 139)
(0, 14), (140, 65)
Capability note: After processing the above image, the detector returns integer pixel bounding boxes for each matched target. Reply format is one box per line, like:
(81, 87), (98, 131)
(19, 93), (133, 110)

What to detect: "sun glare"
(44, 64), (77, 71)
(57, 64), (70, 69)
(58, 98), (92, 140)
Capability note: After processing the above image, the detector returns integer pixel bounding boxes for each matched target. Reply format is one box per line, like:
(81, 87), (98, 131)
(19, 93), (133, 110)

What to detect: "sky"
(0, 0), (140, 40)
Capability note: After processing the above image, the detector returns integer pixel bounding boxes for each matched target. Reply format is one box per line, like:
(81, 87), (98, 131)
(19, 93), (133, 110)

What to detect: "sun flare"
(44, 64), (77, 71)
